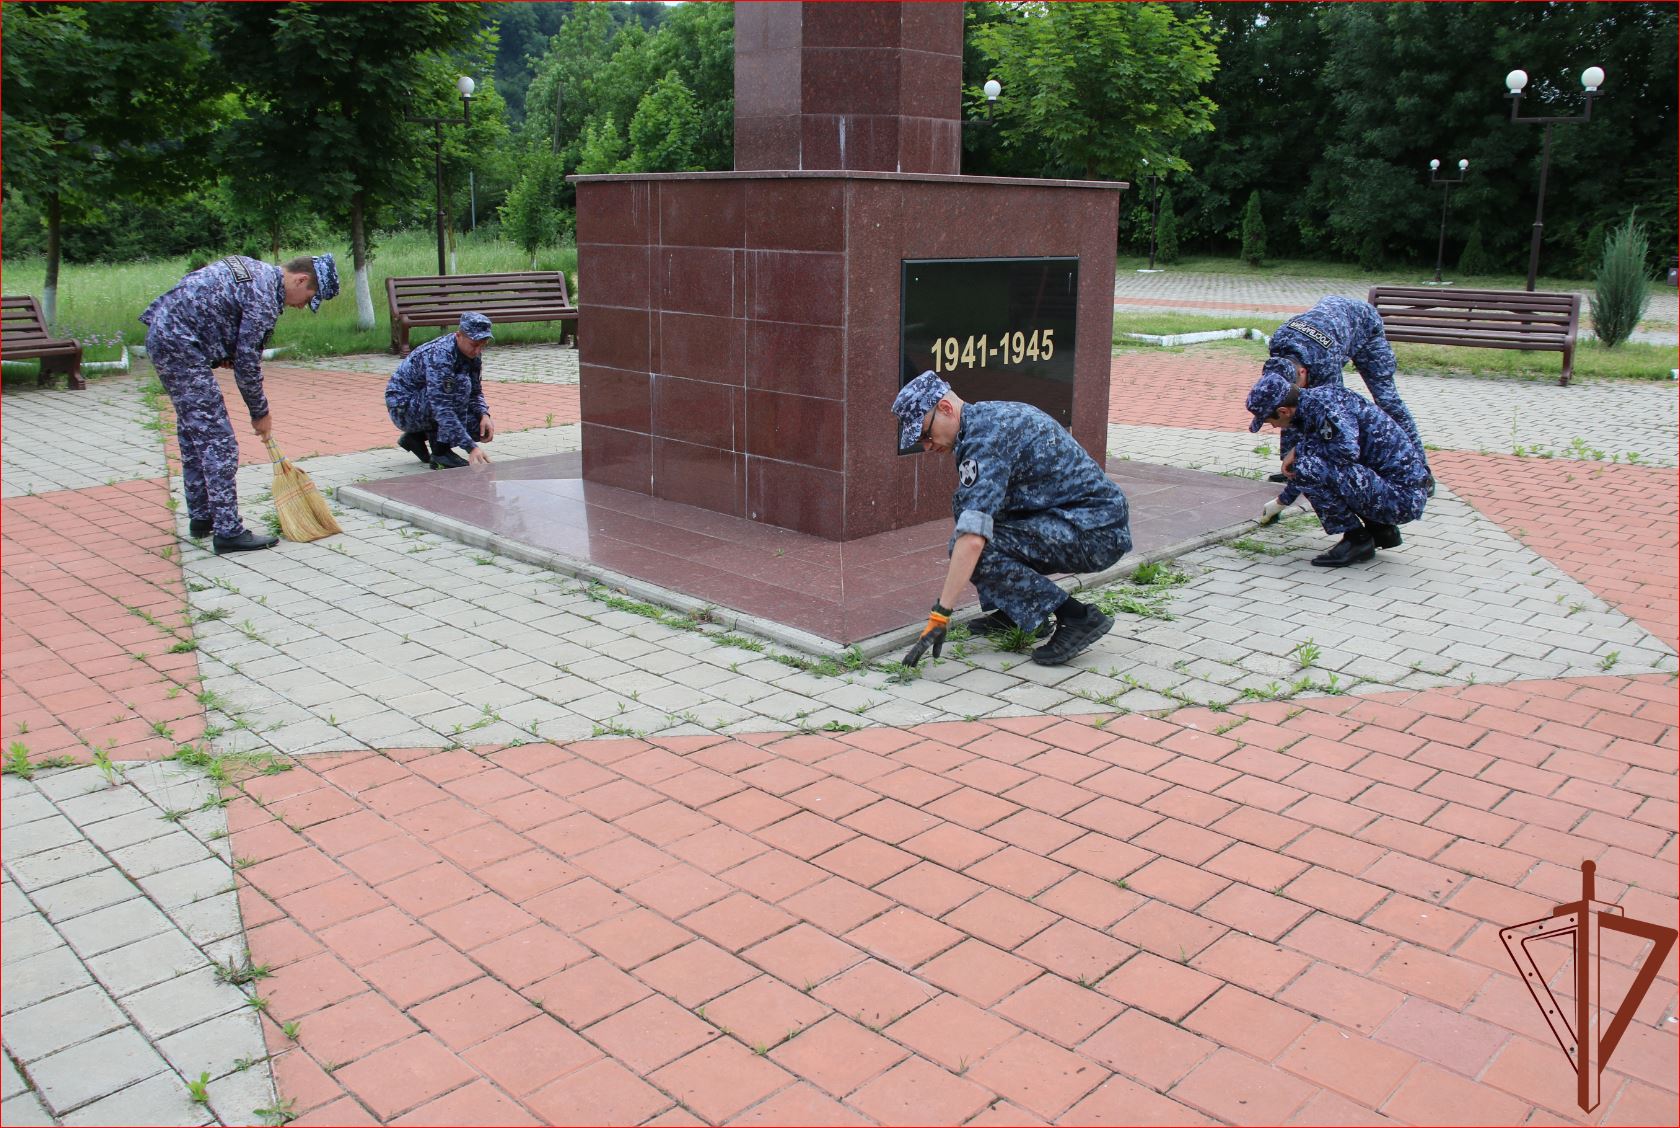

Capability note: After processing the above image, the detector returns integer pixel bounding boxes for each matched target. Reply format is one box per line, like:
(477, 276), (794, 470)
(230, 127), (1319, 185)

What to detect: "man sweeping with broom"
(141, 253), (340, 553)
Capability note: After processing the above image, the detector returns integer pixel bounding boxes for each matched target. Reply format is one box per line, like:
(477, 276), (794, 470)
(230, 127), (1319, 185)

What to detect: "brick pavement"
(5, 324), (1675, 1124)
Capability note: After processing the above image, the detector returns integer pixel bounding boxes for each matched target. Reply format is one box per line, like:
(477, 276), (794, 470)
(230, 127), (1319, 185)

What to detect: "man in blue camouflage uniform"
(1246, 366), (1428, 567)
(891, 372), (1131, 667)
(141, 254), (339, 554)
(384, 312), (497, 469)
(1258, 295), (1432, 526)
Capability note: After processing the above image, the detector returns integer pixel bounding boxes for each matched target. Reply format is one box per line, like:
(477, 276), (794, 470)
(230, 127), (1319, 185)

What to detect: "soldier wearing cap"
(384, 312), (497, 469)
(1246, 366), (1428, 568)
(1259, 295), (1431, 525)
(890, 371), (1132, 668)
(141, 253), (339, 553)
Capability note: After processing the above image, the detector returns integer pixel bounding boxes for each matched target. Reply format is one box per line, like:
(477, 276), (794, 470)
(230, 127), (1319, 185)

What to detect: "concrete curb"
(338, 483), (1270, 661)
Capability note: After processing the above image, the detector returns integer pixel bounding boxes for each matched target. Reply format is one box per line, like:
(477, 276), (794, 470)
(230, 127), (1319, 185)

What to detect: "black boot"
(213, 529), (279, 555)
(1424, 473), (1437, 498)
(1311, 528), (1376, 567)
(1368, 522), (1403, 549)
(430, 446), (470, 469)
(189, 518), (213, 538)
(397, 432), (432, 465)
(1031, 598), (1115, 666)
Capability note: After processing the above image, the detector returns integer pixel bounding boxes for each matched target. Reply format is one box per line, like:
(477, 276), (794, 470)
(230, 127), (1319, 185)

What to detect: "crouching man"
(385, 312), (496, 469)
(891, 372), (1132, 668)
(1245, 366), (1428, 568)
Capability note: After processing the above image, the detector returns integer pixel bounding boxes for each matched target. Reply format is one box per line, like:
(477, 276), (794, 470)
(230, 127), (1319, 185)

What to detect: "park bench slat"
(386, 271), (577, 355)
(1368, 284), (1582, 386)
(0, 295), (86, 388)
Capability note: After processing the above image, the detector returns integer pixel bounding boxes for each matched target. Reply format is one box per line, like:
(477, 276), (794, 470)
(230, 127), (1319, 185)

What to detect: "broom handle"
(265, 437), (287, 465)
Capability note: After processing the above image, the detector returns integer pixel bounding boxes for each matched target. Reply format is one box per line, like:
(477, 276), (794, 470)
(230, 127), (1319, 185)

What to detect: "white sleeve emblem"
(958, 458), (979, 487)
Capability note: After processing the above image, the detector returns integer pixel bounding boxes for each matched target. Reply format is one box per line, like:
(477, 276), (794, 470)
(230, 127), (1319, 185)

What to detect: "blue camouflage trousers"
(1297, 465), (1427, 536)
(967, 515), (1129, 632)
(386, 391), (482, 451)
(149, 338), (247, 539)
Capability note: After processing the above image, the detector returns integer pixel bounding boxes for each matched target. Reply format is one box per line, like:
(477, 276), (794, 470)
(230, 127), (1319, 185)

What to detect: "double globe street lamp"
(1427, 158), (1469, 285)
(407, 75), (477, 276)
(1505, 64), (1603, 292)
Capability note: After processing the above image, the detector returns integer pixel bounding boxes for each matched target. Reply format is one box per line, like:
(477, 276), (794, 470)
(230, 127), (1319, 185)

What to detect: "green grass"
(1, 229), (579, 369)
(1112, 310), (1677, 382)
(1116, 252), (1600, 292)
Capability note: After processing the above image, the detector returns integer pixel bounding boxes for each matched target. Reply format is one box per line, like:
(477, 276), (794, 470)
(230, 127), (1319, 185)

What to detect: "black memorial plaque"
(899, 257), (1078, 450)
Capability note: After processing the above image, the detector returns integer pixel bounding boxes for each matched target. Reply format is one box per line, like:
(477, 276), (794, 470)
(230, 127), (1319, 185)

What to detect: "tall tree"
(2, 2), (223, 321)
(209, 2), (483, 330)
(971, 2), (1220, 181)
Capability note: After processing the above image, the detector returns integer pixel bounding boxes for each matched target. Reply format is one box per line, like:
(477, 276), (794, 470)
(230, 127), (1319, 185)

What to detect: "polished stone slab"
(340, 452), (1275, 654)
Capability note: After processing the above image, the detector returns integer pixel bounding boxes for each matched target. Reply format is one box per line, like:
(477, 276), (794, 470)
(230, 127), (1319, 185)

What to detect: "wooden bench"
(386, 271), (577, 355)
(1367, 285), (1582, 386)
(1, 295), (86, 389)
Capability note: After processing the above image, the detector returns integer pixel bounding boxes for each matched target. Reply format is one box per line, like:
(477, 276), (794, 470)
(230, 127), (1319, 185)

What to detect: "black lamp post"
(407, 75), (476, 276)
(1427, 158), (1469, 285)
(1505, 64), (1603, 292)
(1140, 158), (1162, 272)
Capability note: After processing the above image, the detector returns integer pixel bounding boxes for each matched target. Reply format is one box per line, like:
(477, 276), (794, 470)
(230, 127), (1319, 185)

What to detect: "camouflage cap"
(458, 311), (494, 341)
(1246, 357), (1299, 432)
(309, 254), (340, 312)
(892, 370), (952, 452)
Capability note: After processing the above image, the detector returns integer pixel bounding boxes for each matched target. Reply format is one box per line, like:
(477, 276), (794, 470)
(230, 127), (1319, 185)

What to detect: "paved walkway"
(1113, 269), (1680, 345)
(4, 293), (1675, 1124)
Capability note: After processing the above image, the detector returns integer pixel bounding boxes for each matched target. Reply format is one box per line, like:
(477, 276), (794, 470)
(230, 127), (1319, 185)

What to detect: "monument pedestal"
(574, 170), (1121, 541)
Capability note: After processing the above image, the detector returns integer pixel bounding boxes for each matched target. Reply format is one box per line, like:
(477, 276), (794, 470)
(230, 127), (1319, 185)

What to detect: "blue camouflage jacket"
(386, 332), (489, 451)
(140, 256), (285, 419)
(949, 401), (1129, 542)
(1268, 295), (1387, 387)
(1288, 385), (1427, 488)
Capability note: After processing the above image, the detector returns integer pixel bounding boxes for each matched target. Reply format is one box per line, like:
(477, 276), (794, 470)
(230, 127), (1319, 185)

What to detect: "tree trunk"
(269, 216), (282, 262)
(350, 191), (376, 331)
(43, 191), (62, 325)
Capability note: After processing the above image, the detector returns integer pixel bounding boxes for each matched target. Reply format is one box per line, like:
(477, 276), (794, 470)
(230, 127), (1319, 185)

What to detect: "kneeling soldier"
(385, 312), (497, 469)
(891, 372), (1132, 668)
(1246, 366), (1428, 568)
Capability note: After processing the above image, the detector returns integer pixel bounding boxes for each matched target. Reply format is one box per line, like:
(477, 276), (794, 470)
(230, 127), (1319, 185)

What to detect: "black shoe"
(430, 448), (470, 469)
(1369, 522), (1403, 549)
(1031, 607), (1115, 666)
(1311, 530), (1376, 568)
(212, 530), (278, 555)
(1424, 473), (1437, 498)
(188, 518), (213, 538)
(1267, 472), (1290, 483)
(397, 432), (432, 465)
(968, 610), (1052, 640)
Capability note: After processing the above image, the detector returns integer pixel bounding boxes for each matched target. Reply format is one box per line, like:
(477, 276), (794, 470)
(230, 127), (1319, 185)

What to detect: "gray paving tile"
(29, 1027), (169, 1115)
(4, 985), (127, 1063)
(122, 967), (248, 1040)
(30, 870), (141, 924)
(0, 1090), (56, 1126)
(2, 944), (97, 1012)
(88, 931), (212, 998)
(56, 898), (174, 958)
(60, 1071), (214, 1127)
(155, 1009), (267, 1083)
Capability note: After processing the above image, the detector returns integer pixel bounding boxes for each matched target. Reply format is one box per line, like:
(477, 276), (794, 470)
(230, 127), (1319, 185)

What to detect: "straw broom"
(265, 438), (341, 543)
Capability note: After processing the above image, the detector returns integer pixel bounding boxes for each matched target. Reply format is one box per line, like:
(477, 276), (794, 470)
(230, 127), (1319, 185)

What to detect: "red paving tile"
(192, 675), (1674, 1123)
(2, 479), (201, 764)
(161, 365), (578, 466)
(1433, 450), (1679, 650)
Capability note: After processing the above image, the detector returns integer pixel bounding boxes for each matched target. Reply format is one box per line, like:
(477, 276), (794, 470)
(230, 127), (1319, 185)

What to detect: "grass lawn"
(1114, 252), (1603, 294)
(1112, 310), (1679, 382)
(1, 230), (580, 365)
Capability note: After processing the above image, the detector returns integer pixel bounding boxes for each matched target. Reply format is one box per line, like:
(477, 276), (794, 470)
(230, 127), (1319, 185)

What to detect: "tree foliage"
(1590, 214), (1652, 349)
(970, 2), (1220, 181)
(1240, 190), (1267, 266)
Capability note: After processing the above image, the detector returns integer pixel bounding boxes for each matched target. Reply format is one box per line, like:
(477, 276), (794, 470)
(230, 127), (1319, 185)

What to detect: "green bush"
(1240, 190), (1267, 266)
(1590, 214), (1652, 349)
(1155, 189), (1180, 265)
(1456, 224), (1495, 276)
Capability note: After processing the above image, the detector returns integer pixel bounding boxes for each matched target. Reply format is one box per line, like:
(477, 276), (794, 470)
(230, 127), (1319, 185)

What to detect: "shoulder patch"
(1286, 320), (1336, 351)
(958, 458), (979, 487)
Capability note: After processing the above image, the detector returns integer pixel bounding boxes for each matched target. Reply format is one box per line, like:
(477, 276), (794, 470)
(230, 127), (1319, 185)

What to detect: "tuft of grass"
(187, 1072), (211, 1104)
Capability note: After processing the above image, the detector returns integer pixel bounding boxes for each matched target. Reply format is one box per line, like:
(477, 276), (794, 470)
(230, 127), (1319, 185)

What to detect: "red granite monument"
(575, 1), (1122, 541)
